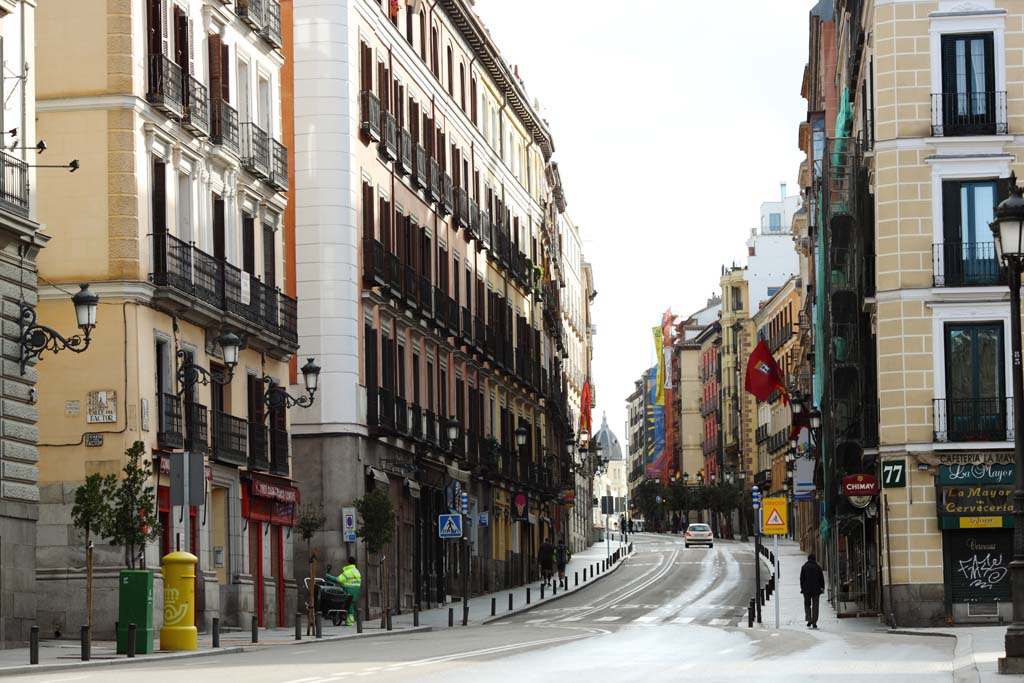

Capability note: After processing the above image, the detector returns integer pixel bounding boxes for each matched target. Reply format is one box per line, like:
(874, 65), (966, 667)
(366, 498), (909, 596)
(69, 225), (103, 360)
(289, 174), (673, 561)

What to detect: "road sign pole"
(774, 533), (780, 629)
(752, 485), (761, 625)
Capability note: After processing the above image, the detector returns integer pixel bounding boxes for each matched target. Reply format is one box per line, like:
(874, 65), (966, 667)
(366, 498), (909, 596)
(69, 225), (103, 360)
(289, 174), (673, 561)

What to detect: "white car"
(684, 523), (713, 548)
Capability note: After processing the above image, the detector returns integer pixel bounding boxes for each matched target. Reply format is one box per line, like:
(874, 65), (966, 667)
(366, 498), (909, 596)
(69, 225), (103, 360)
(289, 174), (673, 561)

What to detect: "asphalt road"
(12, 534), (955, 682)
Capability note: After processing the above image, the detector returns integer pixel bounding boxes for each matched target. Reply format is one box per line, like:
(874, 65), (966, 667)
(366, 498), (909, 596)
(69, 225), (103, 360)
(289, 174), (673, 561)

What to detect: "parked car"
(684, 523), (713, 548)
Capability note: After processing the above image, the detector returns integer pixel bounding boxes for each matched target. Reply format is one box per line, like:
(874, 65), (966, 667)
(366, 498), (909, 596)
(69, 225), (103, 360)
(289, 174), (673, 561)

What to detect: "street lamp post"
(991, 174), (1024, 674)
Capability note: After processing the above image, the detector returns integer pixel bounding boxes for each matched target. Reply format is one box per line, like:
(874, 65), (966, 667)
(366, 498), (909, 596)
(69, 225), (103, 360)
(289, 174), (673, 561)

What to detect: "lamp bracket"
(18, 302), (91, 375)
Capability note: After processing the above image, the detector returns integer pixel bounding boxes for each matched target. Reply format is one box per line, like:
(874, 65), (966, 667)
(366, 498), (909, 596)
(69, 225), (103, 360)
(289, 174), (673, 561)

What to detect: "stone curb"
(481, 550), (634, 626)
(0, 625), (435, 677)
(888, 629), (979, 683)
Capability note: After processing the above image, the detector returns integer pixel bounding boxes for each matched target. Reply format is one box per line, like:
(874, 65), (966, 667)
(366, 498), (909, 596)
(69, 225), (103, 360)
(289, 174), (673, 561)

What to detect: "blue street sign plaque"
(439, 513), (463, 539)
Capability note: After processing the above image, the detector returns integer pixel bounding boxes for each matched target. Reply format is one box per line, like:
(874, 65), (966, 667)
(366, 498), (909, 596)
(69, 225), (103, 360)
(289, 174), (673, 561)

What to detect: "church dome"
(592, 413), (623, 461)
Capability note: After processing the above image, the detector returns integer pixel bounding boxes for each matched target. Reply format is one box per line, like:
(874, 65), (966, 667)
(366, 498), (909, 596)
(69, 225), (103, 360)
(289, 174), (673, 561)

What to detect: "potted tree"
(296, 501), (326, 634)
(108, 441), (161, 653)
(353, 489), (395, 627)
(71, 472), (115, 636)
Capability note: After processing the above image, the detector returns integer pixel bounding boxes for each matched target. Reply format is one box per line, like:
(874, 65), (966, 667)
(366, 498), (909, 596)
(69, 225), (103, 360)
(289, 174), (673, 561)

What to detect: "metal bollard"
(508, 593), (513, 611)
(448, 607), (454, 627)
(388, 608), (394, 631)
(81, 625), (91, 662)
(212, 617), (220, 649)
(759, 587), (765, 606)
(295, 613), (302, 640)
(251, 615), (259, 643)
(540, 583), (545, 600)
(575, 572), (579, 587)
(527, 587), (531, 604)
(748, 599), (755, 628)
(491, 597), (496, 616)
(552, 581), (557, 596)
(356, 608), (364, 634)
(461, 603), (468, 627)
(128, 622), (137, 657)
(30, 626), (39, 665)
(315, 613), (323, 639)
(414, 607), (420, 627)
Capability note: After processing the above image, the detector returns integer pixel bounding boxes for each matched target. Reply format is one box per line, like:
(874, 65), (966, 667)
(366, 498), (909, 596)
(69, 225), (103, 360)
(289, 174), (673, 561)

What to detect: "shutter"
(941, 35), (958, 96)
(160, 0), (168, 56)
(242, 213), (255, 274)
(221, 43), (230, 102)
(364, 326), (378, 389)
(208, 32), (222, 101)
(984, 34), (995, 93)
(173, 6), (186, 69)
(942, 181), (961, 243)
(152, 159), (166, 235)
(188, 18), (195, 76)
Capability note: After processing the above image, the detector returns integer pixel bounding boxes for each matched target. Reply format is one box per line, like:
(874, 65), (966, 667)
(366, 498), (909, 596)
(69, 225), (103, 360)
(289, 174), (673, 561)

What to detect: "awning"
(404, 479), (421, 499)
(366, 467), (390, 485)
(446, 465), (469, 483)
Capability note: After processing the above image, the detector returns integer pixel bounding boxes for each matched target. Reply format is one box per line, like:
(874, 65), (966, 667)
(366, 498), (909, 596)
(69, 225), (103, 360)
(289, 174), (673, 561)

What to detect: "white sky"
(472, 0), (812, 446)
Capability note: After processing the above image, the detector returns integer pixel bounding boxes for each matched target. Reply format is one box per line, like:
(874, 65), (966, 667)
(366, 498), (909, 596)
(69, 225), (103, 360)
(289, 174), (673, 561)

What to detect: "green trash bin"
(117, 569), (155, 654)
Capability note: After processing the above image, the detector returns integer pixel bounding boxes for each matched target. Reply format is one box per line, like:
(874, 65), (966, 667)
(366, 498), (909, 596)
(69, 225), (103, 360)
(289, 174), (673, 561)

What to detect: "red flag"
(389, 0), (401, 17)
(744, 339), (787, 402)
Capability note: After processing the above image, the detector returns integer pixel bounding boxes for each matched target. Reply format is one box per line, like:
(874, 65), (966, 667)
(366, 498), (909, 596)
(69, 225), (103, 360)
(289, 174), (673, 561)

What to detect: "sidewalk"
(759, 538), (1022, 683)
(392, 536), (632, 628)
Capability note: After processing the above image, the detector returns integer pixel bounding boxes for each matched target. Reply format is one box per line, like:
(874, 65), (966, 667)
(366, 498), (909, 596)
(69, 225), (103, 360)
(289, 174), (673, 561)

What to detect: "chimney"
(780, 182), (787, 202)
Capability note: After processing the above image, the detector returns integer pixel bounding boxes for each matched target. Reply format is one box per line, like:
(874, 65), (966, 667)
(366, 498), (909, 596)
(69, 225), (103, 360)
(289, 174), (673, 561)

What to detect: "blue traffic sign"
(439, 513), (463, 538)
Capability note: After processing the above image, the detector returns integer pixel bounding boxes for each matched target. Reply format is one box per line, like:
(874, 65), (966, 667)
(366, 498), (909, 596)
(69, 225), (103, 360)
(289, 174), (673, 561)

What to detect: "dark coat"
(800, 560), (826, 596)
(539, 542), (555, 569)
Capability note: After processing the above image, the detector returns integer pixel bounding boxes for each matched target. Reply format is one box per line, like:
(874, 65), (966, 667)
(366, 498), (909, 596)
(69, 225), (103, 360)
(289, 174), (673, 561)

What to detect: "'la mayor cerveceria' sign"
(941, 485), (1014, 516)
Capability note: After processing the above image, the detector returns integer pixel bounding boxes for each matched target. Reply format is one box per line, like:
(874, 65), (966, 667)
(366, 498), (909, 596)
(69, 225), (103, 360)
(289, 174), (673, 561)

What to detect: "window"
(459, 63), (466, 111)
(446, 46), (453, 96)
(177, 172), (192, 243)
(944, 322), (1006, 441)
(470, 77), (477, 125)
(242, 211), (255, 274)
(939, 179), (1006, 285)
(940, 33), (998, 135)
(430, 28), (438, 77)
(768, 212), (782, 231)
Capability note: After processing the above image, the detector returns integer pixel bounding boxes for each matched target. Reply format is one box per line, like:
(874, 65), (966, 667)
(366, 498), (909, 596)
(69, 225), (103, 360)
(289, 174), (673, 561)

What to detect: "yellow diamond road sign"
(761, 497), (788, 535)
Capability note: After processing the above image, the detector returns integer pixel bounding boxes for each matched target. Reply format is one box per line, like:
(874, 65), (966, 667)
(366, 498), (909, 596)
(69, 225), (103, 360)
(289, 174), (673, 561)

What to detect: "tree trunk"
(379, 554), (387, 629)
(307, 546), (316, 635)
(86, 534), (94, 629)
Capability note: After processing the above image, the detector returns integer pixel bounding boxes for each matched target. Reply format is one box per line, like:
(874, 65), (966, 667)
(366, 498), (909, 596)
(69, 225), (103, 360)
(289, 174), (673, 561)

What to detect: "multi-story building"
(698, 322), (723, 485)
(719, 267), (754, 490)
(0, 0), (43, 646)
(625, 378), (645, 517)
(290, 0), (579, 616)
(677, 298), (720, 485)
(34, 0), (296, 635)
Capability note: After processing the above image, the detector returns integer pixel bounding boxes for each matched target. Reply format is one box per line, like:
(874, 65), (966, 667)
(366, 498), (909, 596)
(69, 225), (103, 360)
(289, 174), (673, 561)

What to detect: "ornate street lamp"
(515, 425), (528, 448)
(991, 173), (1024, 673)
(263, 357), (321, 411)
(683, 472), (690, 485)
(19, 283), (100, 374)
(177, 331), (241, 391)
(446, 417), (460, 443)
(809, 407), (822, 430)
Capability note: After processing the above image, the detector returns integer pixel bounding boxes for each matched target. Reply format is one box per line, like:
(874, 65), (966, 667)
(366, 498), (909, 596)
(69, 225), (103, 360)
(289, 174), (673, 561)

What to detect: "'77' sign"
(881, 459), (906, 488)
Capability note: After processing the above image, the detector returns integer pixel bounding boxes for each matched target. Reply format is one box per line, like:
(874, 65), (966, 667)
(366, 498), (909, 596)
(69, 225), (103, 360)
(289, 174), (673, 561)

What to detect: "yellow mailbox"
(160, 551), (197, 651)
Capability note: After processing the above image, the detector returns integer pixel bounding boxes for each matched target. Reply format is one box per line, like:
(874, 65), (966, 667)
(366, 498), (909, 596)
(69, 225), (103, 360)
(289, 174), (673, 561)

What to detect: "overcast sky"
(472, 0), (812, 446)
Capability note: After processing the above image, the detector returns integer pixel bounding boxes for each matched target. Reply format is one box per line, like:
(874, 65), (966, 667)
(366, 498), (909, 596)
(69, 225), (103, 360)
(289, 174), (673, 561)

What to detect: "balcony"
(380, 110), (398, 161)
(237, 0), (265, 30)
(427, 158), (441, 203)
(441, 174), (454, 216)
(147, 54), (184, 118)
(410, 404), (423, 442)
(413, 145), (428, 189)
(456, 187), (470, 229)
(424, 410), (438, 445)
(460, 307), (472, 346)
(157, 393), (183, 450)
(150, 233), (299, 345)
(261, 0), (282, 49)
(385, 251), (402, 296)
(931, 91), (1007, 137)
(360, 91), (382, 141)
(433, 287), (449, 330)
(184, 400), (208, 454)
(0, 150), (28, 217)
(479, 211), (491, 247)
(211, 98), (240, 155)
(270, 427), (289, 476)
(934, 397), (1013, 443)
(367, 386), (396, 432)
(248, 421), (269, 471)
(362, 237), (387, 288)
(933, 242), (1004, 287)
(474, 316), (485, 354)
(403, 264), (418, 309)
(240, 122), (271, 178)
(182, 74), (209, 137)
(395, 396), (409, 435)
(397, 128), (412, 176)
(211, 410), (248, 467)
(419, 275), (433, 318)
(270, 139), (288, 191)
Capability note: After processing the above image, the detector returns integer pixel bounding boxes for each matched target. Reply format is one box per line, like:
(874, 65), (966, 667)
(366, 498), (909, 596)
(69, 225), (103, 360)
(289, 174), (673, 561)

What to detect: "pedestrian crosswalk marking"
(632, 616), (658, 623)
(672, 617), (694, 624)
(560, 616), (583, 622)
(525, 618), (549, 624)
(709, 618), (731, 626)
(595, 616), (621, 622)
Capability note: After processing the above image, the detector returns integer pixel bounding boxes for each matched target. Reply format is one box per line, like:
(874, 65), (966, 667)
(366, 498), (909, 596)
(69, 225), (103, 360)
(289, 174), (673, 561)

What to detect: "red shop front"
(242, 474), (299, 627)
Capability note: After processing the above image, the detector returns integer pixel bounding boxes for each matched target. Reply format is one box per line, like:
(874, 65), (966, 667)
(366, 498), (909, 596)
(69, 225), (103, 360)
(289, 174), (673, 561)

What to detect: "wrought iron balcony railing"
(931, 91), (1007, 137)
(211, 410), (248, 467)
(360, 91), (382, 141)
(932, 242), (1004, 287)
(240, 122), (271, 178)
(211, 97), (240, 154)
(270, 138), (288, 191)
(157, 392), (183, 450)
(147, 54), (184, 118)
(934, 397), (1013, 443)
(182, 74), (209, 137)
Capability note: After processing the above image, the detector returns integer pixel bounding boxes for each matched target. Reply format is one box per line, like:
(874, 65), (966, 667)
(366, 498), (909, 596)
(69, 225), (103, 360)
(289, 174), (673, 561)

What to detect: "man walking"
(555, 538), (571, 589)
(800, 553), (825, 629)
(539, 536), (555, 586)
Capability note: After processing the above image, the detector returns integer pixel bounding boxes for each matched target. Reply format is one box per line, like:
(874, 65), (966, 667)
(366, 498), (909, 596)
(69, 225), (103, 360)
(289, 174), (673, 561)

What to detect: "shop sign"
(937, 452), (1013, 466)
(841, 474), (878, 497)
(948, 530), (1011, 603)
(940, 485), (1014, 516)
(252, 478), (298, 503)
(940, 463), (1015, 486)
(560, 490), (576, 507)
(512, 493), (528, 521)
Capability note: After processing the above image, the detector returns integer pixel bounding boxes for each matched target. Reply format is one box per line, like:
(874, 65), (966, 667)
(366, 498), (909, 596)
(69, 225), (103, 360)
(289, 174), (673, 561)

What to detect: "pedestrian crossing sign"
(761, 498), (788, 535)
(439, 513), (463, 538)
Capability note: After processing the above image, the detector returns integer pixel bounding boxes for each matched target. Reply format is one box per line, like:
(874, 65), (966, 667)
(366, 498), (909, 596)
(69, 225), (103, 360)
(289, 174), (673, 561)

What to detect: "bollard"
(128, 623), (137, 658)
(461, 603), (468, 627)
(527, 587), (531, 604)
(356, 608), (363, 634)
(212, 618), (220, 649)
(251, 615), (259, 643)
(414, 607), (420, 627)
(30, 626), (39, 665)
(388, 608), (394, 631)
(759, 587), (765, 606)
(295, 613), (302, 641)
(748, 599), (755, 628)
(315, 613), (323, 639)
(491, 597), (496, 616)
(575, 571), (578, 587)
(552, 581), (557, 596)
(81, 625), (91, 662)
(508, 593), (513, 611)
(540, 583), (545, 600)
(448, 607), (454, 627)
